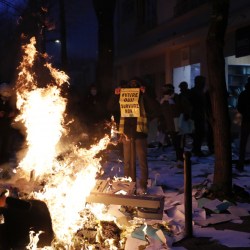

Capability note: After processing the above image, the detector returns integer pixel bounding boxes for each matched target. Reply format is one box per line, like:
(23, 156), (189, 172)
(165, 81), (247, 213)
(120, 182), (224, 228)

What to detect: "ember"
(100, 221), (121, 248)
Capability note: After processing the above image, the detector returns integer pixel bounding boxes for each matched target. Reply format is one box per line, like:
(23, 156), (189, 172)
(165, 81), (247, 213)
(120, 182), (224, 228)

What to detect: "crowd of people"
(0, 76), (249, 248)
(156, 76), (214, 157)
(105, 75), (216, 193)
(0, 75), (249, 193)
(104, 75), (250, 193)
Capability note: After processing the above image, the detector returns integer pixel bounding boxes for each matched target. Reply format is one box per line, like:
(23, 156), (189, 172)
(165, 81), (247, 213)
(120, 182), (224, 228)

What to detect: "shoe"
(136, 188), (147, 195)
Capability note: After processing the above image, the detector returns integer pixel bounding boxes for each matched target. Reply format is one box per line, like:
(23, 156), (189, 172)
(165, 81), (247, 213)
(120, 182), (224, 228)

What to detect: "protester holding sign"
(107, 77), (161, 194)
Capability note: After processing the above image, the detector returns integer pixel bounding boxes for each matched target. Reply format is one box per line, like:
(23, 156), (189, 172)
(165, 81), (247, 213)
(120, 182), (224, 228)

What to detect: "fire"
(16, 86), (67, 177)
(14, 37), (69, 178)
(13, 37), (111, 247)
(27, 231), (43, 250)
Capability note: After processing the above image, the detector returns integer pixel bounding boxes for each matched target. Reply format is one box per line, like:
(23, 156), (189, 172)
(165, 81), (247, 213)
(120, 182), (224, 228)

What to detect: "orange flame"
(13, 37), (111, 247)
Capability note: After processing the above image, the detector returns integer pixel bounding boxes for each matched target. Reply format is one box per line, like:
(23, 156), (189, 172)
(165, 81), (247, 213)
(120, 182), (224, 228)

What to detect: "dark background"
(0, 0), (98, 88)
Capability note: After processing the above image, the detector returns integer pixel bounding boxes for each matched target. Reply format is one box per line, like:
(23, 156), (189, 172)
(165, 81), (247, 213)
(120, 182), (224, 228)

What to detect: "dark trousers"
(238, 121), (250, 169)
(123, 137), (148, 190)
(192, 119), (205, 154)
(167, 132), (184, 161)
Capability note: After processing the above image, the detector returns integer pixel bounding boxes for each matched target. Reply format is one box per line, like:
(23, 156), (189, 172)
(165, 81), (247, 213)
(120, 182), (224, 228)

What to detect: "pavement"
(1, 134), (250, 249)
(172, 164), (250, 250)
(173, 215), (250, 249)
(101, 143), (250, 250)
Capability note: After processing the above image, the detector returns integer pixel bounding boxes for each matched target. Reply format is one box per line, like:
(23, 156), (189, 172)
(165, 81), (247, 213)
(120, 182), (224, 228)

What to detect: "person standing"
(83, 84), (107, 145)
(236, 78), (250, 172)
(189, 75), (207, 156)
(107, 77), (161, 194)
(0, 83), (15, 164)
(204, 86), (214, 155)
(159, 84), (192, 167)
(179, 81), (192, 101)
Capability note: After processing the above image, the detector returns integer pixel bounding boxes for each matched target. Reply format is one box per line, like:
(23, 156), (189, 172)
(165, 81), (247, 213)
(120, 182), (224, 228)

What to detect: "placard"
(119, 88), (140, 117)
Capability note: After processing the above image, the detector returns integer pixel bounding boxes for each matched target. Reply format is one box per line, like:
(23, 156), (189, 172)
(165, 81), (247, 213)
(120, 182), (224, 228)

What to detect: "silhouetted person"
(236, 79), (250, 172)
(0, 83), (15, 164)
(84, 84), (107, 145)
(189, 75), (206, 156)
(204, 87), (214, 155)
(179, 81), (191, 101)
(159, 84), (192, 167)
(107, 77), (161, 194)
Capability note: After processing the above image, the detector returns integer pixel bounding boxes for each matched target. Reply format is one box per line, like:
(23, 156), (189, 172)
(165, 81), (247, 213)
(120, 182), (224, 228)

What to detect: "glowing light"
(13, 37), (111, 247)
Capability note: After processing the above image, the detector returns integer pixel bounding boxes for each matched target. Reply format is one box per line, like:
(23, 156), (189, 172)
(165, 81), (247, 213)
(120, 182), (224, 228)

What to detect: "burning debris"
(0, 37), (173, 249)
(1, 36), (111, 248)
(99, 221), (122, 248)
(0, 192), (54, 249)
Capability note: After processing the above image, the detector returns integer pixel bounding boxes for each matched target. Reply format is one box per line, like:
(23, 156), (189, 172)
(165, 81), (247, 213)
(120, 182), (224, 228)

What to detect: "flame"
(27, 231), (44, 250)
(142, 223), (148, 236)
(13, 37), (111, 247)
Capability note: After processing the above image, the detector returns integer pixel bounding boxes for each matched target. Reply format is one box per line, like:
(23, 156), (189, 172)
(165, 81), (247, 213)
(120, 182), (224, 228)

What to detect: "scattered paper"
(195, 213), (239, 226)
(227, 205), (250, 217)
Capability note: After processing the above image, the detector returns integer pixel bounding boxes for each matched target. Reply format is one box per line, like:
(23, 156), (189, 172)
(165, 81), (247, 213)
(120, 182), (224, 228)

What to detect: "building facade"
(113, 0), (250, 100)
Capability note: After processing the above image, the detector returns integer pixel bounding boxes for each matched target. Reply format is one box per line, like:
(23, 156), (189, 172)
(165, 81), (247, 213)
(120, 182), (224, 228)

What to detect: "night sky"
(0, 0), (27, 16)
(64, 0), (97, 60)
(0, 0), (98, 61)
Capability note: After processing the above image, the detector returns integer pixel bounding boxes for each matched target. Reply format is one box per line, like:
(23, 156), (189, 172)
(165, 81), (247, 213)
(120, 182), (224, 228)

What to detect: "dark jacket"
(159, 93), (191, 133)
(107, 88), (161, 139)
(237, 89), (250, 122)
(84, 92), (106, 125)
(189, 86), (206, 121)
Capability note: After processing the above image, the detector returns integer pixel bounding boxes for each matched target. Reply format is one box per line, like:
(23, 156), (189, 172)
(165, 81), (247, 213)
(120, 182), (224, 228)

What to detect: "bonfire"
(0, 37), (170, 250)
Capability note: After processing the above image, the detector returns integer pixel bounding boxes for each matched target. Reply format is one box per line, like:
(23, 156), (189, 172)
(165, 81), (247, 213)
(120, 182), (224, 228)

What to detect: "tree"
(206, 0), (232, 195)
(92, 0), (116, 100)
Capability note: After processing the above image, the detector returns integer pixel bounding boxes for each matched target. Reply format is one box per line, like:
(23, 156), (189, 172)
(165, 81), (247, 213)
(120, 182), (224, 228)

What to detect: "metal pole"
(184, 151), (193, 238)
(130, 137), (136, 183)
